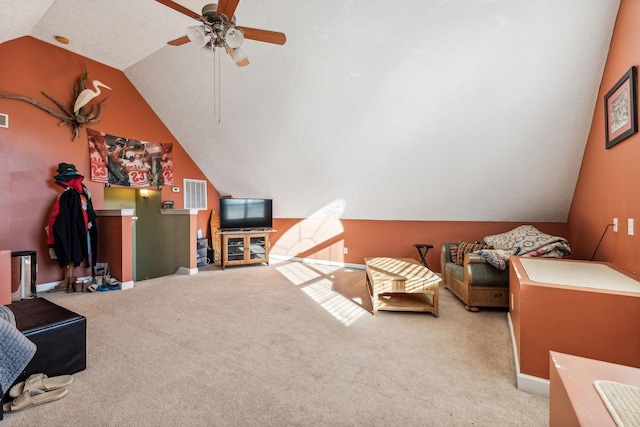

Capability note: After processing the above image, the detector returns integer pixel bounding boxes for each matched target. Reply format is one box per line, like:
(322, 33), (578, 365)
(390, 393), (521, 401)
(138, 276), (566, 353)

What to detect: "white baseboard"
(36, 281), (63, 293)
(516, 372), (550, 396)
(176, 267), (198, 275)
(36, 276), (93, 293)
(507, 313), (550, 396)
(270, 255), (365, 270)
(36, 276), (135, 293)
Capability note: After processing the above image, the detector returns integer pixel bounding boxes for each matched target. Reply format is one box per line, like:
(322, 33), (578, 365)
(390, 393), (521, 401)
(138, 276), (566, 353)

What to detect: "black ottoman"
(7, 298), (86, 381)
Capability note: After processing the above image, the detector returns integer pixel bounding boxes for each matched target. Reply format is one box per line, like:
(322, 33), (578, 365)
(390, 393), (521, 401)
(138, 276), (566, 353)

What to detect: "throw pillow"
(449, 244), (459, 263)
(454, 241), (493, 265)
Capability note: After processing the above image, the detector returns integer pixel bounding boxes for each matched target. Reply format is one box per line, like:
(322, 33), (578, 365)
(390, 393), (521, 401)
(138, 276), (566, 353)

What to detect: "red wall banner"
(87, 128), (173, 187)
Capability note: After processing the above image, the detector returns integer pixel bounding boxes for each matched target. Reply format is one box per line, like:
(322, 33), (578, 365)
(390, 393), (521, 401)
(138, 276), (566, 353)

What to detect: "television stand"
(217, 230), (275, 270)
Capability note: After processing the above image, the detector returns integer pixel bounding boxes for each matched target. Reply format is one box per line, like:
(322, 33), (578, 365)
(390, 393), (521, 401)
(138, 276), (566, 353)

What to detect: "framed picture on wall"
(605, 66), (638, 149)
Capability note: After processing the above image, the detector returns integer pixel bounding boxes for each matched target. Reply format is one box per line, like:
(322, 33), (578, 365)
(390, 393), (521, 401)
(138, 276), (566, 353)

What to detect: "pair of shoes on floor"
(97, 277), (120, 292)
(2, 373), (73, 413)
(71, 279), (93, 293)
(65, 276), (78, 293)
(48, 275), (76, 293)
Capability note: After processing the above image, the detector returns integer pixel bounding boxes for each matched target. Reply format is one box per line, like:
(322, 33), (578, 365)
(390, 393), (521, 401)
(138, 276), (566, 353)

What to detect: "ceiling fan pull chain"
(212, 46), (217, 121)
(211, 46), (221, 124)
(217, 46), (222, 124)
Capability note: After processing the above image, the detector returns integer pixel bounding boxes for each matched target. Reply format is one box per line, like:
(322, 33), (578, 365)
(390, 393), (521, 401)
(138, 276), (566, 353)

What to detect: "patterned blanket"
(476, 225), (571, 270)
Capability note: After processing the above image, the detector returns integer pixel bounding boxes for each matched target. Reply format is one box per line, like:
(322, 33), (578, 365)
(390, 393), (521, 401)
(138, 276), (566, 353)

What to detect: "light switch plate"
(629, 218), (634, 236)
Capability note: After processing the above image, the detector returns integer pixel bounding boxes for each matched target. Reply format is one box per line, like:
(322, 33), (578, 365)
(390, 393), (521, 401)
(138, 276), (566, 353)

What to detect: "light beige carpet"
(2, 260), (548, 426)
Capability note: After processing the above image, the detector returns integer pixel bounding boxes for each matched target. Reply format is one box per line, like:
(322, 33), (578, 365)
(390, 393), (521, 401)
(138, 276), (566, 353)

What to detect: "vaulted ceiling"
(0, 0), (620, 222)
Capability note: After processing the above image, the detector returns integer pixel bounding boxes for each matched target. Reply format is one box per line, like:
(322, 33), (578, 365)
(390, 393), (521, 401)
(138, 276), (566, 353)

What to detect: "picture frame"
(605, 66), (638, 149)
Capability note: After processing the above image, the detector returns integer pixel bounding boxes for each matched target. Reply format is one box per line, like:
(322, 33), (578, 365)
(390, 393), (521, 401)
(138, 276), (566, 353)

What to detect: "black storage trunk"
(8, 298), (86, 380)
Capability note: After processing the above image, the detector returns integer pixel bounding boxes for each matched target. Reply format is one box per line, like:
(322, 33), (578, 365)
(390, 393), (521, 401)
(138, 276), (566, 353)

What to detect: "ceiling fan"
(156, 0), (286, 67)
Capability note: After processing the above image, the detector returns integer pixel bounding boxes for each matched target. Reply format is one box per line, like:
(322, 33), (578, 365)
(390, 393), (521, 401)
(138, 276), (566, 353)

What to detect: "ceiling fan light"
(225, 28), (244, 49)
(231, 47), (248, 64)
(186, 26), (209, 47)
(235, 58), (250, 67)
(200, 44), (215, 57)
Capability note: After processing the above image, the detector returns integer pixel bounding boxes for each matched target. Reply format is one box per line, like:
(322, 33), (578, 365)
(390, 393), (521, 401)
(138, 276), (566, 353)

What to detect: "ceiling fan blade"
(237, 27), (286, 45)
(155, 0), (199, 19)
(168, 35), (190, 46)
(217, 0), (240, 20)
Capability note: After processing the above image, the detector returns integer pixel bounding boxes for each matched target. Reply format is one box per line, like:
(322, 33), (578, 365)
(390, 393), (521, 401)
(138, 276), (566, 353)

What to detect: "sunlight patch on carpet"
(301, 278), (367, 326)
(276, 262), (367, 326)
(276, 262), (322, 285)
(309, 264), (342, 275)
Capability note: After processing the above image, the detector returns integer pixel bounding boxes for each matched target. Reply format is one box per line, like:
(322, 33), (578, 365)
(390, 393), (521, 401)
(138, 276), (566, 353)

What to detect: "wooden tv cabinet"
(218, 230), (274, 270)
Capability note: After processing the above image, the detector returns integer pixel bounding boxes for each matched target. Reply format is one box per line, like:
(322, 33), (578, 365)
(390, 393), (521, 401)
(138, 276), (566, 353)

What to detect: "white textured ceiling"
(0, 0), (621, 222)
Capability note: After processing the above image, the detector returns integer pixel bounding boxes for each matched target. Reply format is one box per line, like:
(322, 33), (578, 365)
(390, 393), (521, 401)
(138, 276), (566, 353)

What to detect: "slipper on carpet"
(9, 373), (73, 398)
(108, 278), (120, 290)
(2, 387), (68, 412)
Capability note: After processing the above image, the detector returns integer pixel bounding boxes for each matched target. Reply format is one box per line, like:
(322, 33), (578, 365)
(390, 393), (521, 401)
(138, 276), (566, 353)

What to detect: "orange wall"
(272, 219), (568, 272)
(0, 36), (219, 284)
(568, 0), (640, 276)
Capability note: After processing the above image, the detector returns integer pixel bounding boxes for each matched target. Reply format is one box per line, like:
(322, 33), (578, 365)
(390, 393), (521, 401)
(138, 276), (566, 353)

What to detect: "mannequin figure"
(47, 163), (97, 292)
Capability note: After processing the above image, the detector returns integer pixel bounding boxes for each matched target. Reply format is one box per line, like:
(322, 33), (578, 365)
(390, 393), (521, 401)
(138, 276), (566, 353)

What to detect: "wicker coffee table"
(364, 257), (441, 317)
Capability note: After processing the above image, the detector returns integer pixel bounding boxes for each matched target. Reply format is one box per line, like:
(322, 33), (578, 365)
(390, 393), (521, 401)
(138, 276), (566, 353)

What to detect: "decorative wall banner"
(87, 128), (173, 187)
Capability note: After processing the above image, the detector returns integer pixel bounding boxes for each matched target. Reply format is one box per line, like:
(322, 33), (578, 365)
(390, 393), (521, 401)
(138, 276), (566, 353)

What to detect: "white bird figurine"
(74, 80), (111, 114)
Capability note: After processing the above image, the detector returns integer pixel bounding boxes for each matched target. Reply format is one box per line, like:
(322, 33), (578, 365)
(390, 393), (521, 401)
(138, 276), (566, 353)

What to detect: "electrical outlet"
(343, 247), (348, 254)
(613, 218), (618, 232)
(629, 218), (634, 236)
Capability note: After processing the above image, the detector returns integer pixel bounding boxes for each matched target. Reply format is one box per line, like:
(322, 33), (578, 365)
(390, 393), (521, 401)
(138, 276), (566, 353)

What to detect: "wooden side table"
(413, 243), (433, 268)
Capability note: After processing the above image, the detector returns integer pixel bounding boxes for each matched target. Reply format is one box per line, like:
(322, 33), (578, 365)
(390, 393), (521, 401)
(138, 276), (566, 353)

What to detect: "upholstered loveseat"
(440, 242), (509, 312)
(440, 225), (571, 312)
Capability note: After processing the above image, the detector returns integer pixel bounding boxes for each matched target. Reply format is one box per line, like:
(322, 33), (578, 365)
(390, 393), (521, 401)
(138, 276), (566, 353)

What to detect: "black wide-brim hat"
(54, 173), (83, 182)
(54, 162), (83, 182)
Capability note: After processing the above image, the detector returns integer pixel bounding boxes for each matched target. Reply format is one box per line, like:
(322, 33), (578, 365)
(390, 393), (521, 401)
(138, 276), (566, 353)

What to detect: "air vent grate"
(184, 179), (207, 210)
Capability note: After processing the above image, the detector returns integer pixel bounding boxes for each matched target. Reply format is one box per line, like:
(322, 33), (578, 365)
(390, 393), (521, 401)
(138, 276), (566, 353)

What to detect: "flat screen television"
(219, 198), (273, 231)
